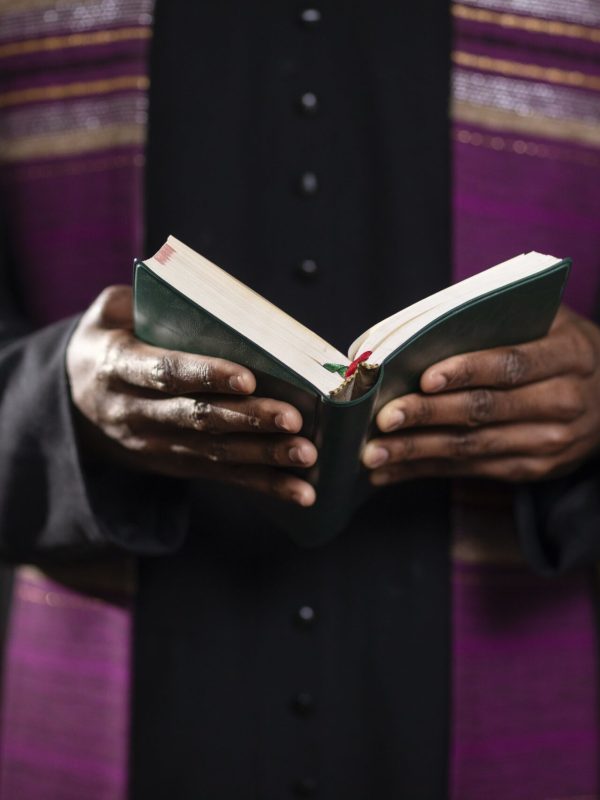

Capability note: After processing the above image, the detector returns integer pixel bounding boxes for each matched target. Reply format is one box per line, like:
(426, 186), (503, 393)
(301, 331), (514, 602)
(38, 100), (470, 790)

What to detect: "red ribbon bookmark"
(343, 350), (372, 378)
(323, 350), (372, 379)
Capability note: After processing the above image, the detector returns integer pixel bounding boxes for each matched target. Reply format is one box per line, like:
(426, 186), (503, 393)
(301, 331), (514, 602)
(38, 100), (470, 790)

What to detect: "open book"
(134, 236), (570, 544)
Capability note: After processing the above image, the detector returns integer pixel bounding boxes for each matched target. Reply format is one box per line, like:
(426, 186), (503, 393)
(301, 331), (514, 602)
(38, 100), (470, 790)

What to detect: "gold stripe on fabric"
(452, 4), (600, 43)
(0, 75), (149, 109)
(453, 99), (600, 148)
(1, 123), (145, 162)
(20, 561), (136, 600)
(0, 25), (151, 59)
(5, 152), (145, 182)
(0, 0), (87, 14)
(453, 51), (600, 92)
(454, 127), (600, 167)
(16, 579), (117, 611)
(451, 534), (525, 566)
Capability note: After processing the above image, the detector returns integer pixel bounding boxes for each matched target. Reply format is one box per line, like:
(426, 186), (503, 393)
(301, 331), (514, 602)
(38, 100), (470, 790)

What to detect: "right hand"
(66, 286), (317, 506)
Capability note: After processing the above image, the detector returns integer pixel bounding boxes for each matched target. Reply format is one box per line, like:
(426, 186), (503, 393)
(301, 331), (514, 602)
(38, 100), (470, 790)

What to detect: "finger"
(123, 431), (318, 468)
(103, 394), (303, 435)
(141, 458), (316, 507)
(420, 326), (594, 394)
(376, 378), (586, 433)
(91, 285), (134, 329)
(220, 465), (316, 507)
(370, 454), (570, 486)
(362, 423), (574, 468)
(102, 332), (256, 395)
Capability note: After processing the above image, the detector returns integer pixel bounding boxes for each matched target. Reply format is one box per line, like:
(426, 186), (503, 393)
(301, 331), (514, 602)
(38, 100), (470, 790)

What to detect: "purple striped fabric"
(451, 2), (600, 796)
(0, 2), (599, 798)
(0, 570), (132, 799)
(0, 2), (151, 797)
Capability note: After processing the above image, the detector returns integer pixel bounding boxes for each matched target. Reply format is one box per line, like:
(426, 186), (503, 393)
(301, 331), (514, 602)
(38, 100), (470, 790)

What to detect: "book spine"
(283, 391), (379, 547)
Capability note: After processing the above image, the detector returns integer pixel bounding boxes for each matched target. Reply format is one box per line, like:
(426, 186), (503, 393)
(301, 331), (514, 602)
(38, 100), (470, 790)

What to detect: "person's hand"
(66, 286), (317, 506)
(362, 306), (600, 485)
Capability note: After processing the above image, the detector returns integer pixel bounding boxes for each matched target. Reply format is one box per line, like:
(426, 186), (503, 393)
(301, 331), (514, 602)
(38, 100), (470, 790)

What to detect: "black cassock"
(0, 3), (600, 798)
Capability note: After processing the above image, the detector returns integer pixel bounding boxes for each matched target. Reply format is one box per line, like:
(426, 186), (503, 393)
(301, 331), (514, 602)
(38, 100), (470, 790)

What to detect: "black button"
(298, 92), (319, 116)
(296, 260), (319, 281)
(298, 172), (318, 196)
(294, 604), (317, 627)
(292, 777), (318, 796)
(299, 8), (321, 27)
(292, 691), (315, 716)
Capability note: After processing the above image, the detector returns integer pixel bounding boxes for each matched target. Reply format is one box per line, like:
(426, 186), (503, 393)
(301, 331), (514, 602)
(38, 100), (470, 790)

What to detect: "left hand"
(362, 306), (600, 485)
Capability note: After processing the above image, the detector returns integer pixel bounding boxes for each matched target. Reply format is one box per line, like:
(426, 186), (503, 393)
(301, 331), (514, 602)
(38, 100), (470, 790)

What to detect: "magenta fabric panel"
(0, 571), (132, 800)
(451, 560), (599, 798)
(0, 1), (152, 325)
(0, 3), (153, 797)
(453, 139), (600, 314)
(5, 153), (145, 323)
(451, 2), (600, 797)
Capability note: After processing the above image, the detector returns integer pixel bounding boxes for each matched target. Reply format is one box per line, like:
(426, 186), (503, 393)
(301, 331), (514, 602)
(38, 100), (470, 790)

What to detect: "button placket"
(289, 13), (321, 790)
(292, 776), (318, 796)
(298, 8), (322, 28)
(298, 91), (319, 116)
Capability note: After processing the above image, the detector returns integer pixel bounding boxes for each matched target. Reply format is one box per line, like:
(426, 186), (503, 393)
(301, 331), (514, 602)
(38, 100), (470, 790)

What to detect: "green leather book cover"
(133, 258), (570, 547)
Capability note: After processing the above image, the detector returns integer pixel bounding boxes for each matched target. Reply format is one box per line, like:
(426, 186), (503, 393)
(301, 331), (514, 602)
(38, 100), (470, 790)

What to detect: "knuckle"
(205, 441), (228, 463)
(95, 286), (119, 318)
(540, 425), (571, 455)
(98, 332), (126, 384)
(267, 441), (286, 466)
(501, 348), (528, 387)
(397, 435), (416, 460)
(272, 475), (293, 501)
(467, 389), (495, 425)
(412, 398), (434, 425)
(508, 459), (540, 482)
(191, 399), (217, 433)
(449, 360), (474, 388)
(94, 286), (130, 328)
(196, 360), (216, 391)
(151, 354), (179, 393)
(555, 385), (585, 421)
(451, 430), (477, 458)
(243, 401), (263, 428)
(104, 397), (129, 426)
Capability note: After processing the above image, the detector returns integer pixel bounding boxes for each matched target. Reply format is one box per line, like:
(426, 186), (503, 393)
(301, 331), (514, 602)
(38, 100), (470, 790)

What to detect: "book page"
(348, 252), (558, 363)
(144, 237), (349, 394)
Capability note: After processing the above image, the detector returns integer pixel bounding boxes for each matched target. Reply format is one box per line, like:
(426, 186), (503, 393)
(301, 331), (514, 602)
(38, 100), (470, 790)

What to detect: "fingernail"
(371, 470), (390, 486)
(275, 412), (295, 431)
(385, 409), (405, 431)
(426, 372), (447, 392)
(289, 445), (314, 465)
(229, 374), (250, 392)
(363, 445), (389, 469)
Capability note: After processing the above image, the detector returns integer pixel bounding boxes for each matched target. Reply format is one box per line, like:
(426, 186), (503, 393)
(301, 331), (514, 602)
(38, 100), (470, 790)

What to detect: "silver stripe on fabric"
(459, 0), (600, 26)
(0, 0), (154, 42)
(453, 68), (600, 123)
(0, 93), (147, 139)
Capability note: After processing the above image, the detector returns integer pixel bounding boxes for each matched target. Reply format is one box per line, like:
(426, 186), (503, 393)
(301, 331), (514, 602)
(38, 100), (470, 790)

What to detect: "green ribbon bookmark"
(323, 363), (349, 377)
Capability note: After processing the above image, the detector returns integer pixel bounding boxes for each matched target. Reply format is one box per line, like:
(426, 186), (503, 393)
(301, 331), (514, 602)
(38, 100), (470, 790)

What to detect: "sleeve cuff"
(515, 460), (600, 575)
(0, 318), (191, 559)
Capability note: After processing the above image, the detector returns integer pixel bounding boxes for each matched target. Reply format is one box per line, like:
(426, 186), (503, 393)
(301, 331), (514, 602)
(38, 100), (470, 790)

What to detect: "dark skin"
(67, 292), (600, 503)
(66, 286), (317, 507)
(363, 306), (600, 484)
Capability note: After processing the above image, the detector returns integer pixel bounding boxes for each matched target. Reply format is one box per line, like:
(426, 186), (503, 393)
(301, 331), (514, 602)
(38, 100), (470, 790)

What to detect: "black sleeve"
(515, 461), (600, 576)
(0, 232), (191, 563)
(515, 301), (600, 576)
